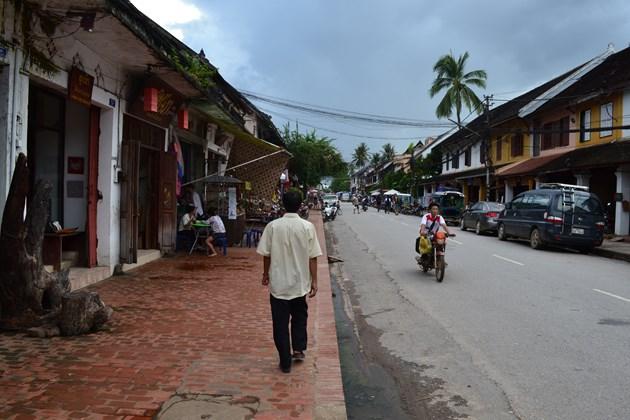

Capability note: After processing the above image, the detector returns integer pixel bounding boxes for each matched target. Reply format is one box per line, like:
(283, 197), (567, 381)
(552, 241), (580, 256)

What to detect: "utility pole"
(483, 95), (493, 202)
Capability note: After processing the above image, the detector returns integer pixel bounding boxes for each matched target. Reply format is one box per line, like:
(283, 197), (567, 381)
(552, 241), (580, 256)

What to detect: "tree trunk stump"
(0, 153), (112, 335)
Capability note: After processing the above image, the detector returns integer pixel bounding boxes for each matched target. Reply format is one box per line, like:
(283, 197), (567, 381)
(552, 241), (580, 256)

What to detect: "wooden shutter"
(119, 140), (139, 264)
(158, 151), (177, 254)
(560, 117), (570, 146)
(86, 106), (100, 267)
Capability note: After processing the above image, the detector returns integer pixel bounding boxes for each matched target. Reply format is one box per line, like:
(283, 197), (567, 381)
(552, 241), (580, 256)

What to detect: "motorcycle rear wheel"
(435, 255), (445, 282)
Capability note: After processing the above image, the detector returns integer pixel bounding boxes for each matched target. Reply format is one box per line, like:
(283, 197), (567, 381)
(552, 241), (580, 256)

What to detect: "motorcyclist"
(418, 202), (454, 266)
(420, 202), (454, 238)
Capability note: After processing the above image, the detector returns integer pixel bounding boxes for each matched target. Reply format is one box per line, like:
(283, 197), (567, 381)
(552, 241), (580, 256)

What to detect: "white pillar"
(96, 103), (122, 273)
(614, 165), (630, 236)
(575, 172), (591, 188)
(535, 177), (542, 189)
(504, 181), (514, 203)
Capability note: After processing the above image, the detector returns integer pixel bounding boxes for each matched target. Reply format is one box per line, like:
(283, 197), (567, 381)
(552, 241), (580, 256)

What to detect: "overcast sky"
(132, 0), (630, 159)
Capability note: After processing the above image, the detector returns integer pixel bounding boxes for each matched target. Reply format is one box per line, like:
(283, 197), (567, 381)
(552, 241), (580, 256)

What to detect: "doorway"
(138, 146), (160, 250)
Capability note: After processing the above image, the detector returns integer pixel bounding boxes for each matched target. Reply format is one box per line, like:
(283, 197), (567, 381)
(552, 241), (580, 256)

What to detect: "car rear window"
(487, 203), (505, 211)
(554, 192), (604, 214)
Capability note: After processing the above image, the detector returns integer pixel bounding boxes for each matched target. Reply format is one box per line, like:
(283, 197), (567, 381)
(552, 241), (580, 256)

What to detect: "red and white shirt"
(420, 213), (446, 234)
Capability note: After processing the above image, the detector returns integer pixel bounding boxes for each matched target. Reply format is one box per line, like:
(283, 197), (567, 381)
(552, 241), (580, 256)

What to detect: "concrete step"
(122, 249), (161, 273)
(68, 266), (111, 290)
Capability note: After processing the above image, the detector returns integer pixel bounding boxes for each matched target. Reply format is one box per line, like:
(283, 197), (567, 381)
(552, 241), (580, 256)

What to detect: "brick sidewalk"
(0, 212), (346, 420)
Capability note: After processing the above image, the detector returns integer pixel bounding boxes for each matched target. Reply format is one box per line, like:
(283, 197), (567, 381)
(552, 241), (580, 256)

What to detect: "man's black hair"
(429, 202), (440, 209)
(207, 207), (218, 216)
(283, 191), (302, 213)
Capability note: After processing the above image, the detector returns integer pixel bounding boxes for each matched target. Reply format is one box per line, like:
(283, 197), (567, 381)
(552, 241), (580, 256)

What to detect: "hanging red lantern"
(144, 87), (158, 113)
(178, 108), (189, 129)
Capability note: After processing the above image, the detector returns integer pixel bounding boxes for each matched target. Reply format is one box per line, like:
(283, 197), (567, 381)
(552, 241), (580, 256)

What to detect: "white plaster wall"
(96, 100), (122, 272)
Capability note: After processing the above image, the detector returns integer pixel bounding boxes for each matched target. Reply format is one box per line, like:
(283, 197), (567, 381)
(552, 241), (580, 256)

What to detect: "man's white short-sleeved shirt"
(257, 213), (323, 300)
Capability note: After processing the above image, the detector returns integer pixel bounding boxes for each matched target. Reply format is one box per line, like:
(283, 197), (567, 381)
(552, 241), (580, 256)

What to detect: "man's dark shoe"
(279, 363), (291, 373)
(292, 351), (305, 361)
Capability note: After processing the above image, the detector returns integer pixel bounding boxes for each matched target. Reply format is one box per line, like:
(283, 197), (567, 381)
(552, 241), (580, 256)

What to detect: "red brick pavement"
(0, 212), (346, 419)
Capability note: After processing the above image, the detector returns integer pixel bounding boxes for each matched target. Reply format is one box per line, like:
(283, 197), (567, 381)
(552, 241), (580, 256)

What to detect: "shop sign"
(68, 67), (94, 106)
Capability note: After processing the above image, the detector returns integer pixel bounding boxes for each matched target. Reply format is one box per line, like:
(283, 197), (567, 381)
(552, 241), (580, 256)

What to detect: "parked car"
(460, 201), (505, 234)
(322, 194), (339, 206)
(497, 184), (605, 253)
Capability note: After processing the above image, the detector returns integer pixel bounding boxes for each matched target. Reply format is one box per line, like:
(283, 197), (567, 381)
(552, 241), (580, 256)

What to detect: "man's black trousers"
(270, 294), (308, 368)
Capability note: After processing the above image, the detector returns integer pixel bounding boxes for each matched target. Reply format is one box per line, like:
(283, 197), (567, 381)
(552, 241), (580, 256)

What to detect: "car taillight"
(595, 221), (605, 231)
(486, 212), (499, 218)
(546, 216), (563, 225)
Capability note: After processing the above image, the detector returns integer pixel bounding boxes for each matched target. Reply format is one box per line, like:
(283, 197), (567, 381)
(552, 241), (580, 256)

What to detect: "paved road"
(329, 203), (630, 420)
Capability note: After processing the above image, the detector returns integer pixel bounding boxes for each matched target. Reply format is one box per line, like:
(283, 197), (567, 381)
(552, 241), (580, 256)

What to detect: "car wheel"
(529, 228), (544, 250)
(498, 224), (507, 241)
(460, 218), (466, 231)
(475, 221), (482, 235)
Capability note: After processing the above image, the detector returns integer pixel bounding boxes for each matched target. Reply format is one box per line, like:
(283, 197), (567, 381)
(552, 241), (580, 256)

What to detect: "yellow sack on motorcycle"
(416, 236), (432, 255)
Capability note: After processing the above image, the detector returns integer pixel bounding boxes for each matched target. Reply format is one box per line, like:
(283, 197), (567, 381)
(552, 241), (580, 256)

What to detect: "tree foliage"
(370, 152), (382, 167)
(352, 142), (370, 168)
(382, 143), (396, 161)
(330, 176), (351, 192)
(282, 124), (347, 189)
(429, 51), (487, 125)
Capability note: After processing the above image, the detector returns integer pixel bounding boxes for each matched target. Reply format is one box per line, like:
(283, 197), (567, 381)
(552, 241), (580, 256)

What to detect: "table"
(43, 231), (85, 271)
(189, 223), (212, 255)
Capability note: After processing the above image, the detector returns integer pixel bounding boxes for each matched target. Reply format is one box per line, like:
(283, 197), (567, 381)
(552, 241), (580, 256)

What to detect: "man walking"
(352, 194), (360, 214)
(257, 191), (322, 373)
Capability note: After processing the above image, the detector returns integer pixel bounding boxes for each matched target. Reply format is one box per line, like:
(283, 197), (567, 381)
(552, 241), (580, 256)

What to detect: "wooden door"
(119, 140), (139, 263)
(86, 106), (100, 267)
(158, 151), (177, 253)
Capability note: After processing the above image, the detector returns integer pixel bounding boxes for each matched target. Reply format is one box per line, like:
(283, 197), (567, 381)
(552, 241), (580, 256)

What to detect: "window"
(511, 195), (524, 209)
(495, 138), (503, 161)
(523, 193), (551, 210)
(445, 153), (450, 171)
(480, 141), (487, 164)
(533, 129), (541, 157)
(579, 109), (591, 142)
(511, 134), (524, 157)
(542, 117), (569, 150)
(465, 147), (472, 166)
(600, 102), (613, 137)
(452, 151), (459, 169)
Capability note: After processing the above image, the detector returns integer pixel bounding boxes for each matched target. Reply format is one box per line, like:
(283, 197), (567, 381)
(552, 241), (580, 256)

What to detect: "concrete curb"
(311, 210), (348, 420)
(592, 248), (630, 263)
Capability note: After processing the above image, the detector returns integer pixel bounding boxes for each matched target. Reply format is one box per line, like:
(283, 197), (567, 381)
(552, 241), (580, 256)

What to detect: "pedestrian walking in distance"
(257, 191), (322, 373)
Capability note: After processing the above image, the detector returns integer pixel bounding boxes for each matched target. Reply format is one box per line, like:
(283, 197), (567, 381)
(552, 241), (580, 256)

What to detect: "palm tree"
(382, 143), (396, 162)
(429, 51), (487, 126)
(352, 142), (369, 168)
(370, 152), (382, 168)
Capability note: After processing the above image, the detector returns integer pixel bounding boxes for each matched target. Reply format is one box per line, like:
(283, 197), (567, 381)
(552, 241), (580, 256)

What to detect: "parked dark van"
(497, 184), (605, 253)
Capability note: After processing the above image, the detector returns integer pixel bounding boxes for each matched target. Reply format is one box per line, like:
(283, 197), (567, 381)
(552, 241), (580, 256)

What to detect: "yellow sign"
(245, 181), (252, 191)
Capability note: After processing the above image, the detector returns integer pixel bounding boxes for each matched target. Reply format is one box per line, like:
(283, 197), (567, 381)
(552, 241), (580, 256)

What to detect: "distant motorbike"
(323, 202), (338, 222)
(362, 201), (368, 212)
(415, 231), (454, 282)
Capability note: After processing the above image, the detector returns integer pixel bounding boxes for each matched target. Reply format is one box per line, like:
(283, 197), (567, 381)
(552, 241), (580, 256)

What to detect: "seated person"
(205, 207), (227, 257)
(176, 204), (197, 251)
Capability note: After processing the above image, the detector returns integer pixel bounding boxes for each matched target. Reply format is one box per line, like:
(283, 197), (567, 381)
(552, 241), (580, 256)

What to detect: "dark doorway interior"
(138, 146), (160, 250)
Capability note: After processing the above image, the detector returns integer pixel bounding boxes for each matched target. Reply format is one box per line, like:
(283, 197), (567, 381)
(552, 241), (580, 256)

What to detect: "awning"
(497, 153), (568, 177)
(370, 190), (382, 196)
(537, 139), (630, 174)
(384, 189), (401, 195)
(191, 100), (291, 155)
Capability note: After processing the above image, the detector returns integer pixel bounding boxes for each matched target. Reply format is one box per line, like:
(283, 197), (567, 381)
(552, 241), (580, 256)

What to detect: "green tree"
(330, 176), (350, 192)
(382, 143), (396, 162)
(352, 142), (370, 168)
(404, 142), (416, 155)
(429, 51), (487, 125)
(282, 124), (347, 190)
(370, 152), (382, 168)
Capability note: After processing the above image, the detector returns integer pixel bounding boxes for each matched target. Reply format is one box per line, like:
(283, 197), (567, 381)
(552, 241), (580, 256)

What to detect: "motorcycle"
(362, 201), (368, 212)
(415, 231), (453, 282)
(323, 202), (338, 222)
